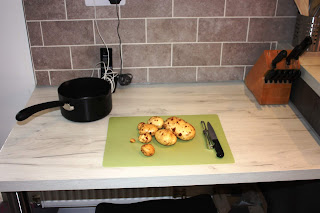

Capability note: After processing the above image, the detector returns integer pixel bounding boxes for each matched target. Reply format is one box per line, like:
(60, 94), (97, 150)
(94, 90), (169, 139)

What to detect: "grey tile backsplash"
(23, 0), (298, 86)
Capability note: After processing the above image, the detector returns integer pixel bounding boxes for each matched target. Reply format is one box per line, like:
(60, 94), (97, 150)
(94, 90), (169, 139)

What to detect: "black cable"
(116, 2), (132, 86)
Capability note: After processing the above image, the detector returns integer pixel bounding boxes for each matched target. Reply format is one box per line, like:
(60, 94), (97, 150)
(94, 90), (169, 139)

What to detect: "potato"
(138, 133), (152, 143)
(155, 129), (177, 146)
(147, 116), (164, 129)
(139, 124), (158, 136)
(137, 122), (145, 130)
(163, 117), (196, 141)
(141, 144), (155, 156)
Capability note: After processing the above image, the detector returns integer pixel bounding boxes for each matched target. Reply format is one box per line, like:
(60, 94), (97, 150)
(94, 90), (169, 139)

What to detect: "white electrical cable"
(93, 0), (119, 92)
(93, 0), (110, 71)
(15, 192), (23, 213)
(92, 62), (118, 93)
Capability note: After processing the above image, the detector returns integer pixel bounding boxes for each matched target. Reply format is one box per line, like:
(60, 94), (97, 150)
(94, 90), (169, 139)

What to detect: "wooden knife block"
(245, 50), (300, 105)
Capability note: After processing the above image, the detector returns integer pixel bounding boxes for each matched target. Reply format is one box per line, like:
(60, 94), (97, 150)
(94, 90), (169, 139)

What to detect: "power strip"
(85, 0), (126, 6)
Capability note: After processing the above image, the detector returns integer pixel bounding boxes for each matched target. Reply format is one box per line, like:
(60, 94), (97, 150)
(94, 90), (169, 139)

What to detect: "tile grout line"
(48, 70), (52, 85)
(39, 21), (45, 46)
(171, 44), (173, 67)
(243, 66), (246, 81)
(246, 18), (250, 42)
(69, 46), (73, 69)
(274, 0), (279, 16)
(219, 43), (223, 66)
(25, 16), (298, 23)
(196, 66), (198, 82)
(196, 18), (199, 42)
(64, 0), (68, 20)
(224, 0), (227, 16)
(172, 0), (174, 17)
(147, 67), (149, 83)
(93, 20), (96, 44)
(34, 65), (251, 72)
(145, 19), (148, 43)
(30, 41), (277, 48)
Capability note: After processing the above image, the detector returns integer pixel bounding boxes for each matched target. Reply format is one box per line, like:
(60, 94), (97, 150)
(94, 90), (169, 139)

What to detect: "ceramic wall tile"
(66, 0), (118, 19)
(173, 43), (221, 66)
(23, 0), (297, 86)
(35, 71), (50, 85)
(149, 67), (196, 83)
(226, 0), (277, 16)
(121, 0), (172, 18)
(50, 70), (96, 86)
(122, 44), (171, 67)
(119, 68), (148, 83)
(71, 45), (121, 69)
(222, 43), (270, 65)
(23, 0), (66, 20)
(27, 22), (43, 46)
(248, 18), (296, 42)
(276, 0), (298, 16)
(32, 47), (71, 70)
(198, 18), (248, 42)
(42, 21), (94, 45)
(198, 67), (244, 82)
(95, 19), (145, 44)
(147, 19), (197, 43)
(174, 0), (224, 17)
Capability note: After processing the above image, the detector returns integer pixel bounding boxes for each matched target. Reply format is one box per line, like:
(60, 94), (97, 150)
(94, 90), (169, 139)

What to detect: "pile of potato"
(131, 116), (196, 157)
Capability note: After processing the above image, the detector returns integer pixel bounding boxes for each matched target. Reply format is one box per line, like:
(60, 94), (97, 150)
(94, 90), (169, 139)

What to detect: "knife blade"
(207, 122), (224, 158)
(286, 36), (312, 65)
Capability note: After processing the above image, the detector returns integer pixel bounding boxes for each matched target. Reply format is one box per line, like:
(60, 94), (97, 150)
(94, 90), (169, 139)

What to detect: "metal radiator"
(39, 187), (174, 208)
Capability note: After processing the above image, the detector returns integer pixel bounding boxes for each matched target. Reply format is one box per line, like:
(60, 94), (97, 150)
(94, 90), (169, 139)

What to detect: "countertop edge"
(1, 169), (320, 192)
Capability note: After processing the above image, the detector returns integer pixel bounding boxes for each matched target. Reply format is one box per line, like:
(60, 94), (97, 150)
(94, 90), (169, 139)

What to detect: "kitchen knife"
(286, 36), (313, 65)
(207, 122), (224, 158)
(271, 50), (287, 69)
(277, 70), (287, 83)
(265, 50), (287, 83)
(280, 70), (290, 83)
(291, 70), (301, 82)
(269, 70), (282, 83)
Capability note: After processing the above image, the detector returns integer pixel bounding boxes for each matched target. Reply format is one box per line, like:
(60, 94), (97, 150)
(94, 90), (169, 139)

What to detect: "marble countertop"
(1, 82), (320, 192)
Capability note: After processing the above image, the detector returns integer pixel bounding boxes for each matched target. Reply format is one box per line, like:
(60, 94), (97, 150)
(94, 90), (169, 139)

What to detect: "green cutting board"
(103, 114), (234, 167)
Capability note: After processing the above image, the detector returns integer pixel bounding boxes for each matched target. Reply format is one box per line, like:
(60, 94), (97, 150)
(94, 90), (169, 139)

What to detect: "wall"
(23, 0), (298, 86)
(0, 0), (35, 149)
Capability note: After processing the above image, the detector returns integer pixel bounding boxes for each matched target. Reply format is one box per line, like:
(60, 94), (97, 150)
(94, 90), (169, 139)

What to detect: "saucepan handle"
(16, 101), (64, 121)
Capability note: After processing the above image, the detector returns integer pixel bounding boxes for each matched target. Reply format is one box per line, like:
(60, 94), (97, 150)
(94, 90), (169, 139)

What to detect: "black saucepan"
(16, 77), (112, 122)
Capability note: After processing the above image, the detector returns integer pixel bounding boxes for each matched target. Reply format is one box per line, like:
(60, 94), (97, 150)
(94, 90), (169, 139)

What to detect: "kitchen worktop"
(1, 82), (320, 193)
(299, 52), (320, 97)
(278, 43), (320, 96)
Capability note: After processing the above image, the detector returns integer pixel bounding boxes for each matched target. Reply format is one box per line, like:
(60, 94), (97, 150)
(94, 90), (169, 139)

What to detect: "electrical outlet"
(100, 48), (112, 78)
(85, 0), (125, 6)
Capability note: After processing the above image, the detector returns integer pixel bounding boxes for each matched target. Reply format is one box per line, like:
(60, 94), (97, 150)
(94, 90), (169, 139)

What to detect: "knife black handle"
(291, 70), (301, 82)
(264, 70), (276, 83)
(270, 70), (281, 82)
(213, 140), (224, 158)
(286, 36), (312, 65)
(271, 50), (287, 69)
